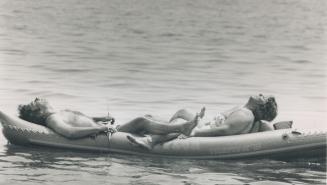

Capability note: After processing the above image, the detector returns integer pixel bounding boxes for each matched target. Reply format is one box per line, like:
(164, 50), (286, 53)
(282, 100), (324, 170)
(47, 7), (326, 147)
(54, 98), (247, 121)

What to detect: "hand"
(107, 125), (117, 133)
(108, 117), (115, 124)
(105, 114), (115, 124)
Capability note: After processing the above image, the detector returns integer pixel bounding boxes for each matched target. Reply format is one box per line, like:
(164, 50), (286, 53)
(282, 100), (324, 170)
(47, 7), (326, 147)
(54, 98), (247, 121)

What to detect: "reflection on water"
(0, 0), (326, 184)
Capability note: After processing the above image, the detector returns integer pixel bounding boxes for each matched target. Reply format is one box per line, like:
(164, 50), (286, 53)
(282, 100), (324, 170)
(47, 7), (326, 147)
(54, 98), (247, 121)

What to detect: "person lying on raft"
(17, 98), (200, 139)
(126, 94), (278, 150)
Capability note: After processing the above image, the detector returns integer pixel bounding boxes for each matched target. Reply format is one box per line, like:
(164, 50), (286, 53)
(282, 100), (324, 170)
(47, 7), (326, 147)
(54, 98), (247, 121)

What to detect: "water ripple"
(0, 0), (326, 184)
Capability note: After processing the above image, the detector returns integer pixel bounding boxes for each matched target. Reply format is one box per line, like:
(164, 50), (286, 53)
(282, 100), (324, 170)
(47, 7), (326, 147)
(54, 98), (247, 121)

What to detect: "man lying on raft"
(126, 94), (278, 150)
(17, 98), (200, 139)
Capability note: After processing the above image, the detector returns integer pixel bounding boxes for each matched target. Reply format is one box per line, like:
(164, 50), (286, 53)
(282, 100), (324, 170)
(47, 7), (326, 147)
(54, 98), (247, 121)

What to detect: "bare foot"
(181, 113), (200, 136)
(199, 107), (206, 119)
(126, 135), (152, 150)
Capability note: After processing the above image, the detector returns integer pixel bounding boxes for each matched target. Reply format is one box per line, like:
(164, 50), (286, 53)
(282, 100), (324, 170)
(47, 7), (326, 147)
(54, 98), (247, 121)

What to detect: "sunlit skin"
(127, 94), (277, 150)
(20, 98), (200, 139)
(28, 98), (111, 138)
(20, 95), (276, 149)
(189, 94), (274, 137)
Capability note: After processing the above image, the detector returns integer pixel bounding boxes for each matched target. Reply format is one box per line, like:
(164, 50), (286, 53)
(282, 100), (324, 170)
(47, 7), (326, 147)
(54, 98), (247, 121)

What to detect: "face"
(248, 94), (268, 105)
(247, 94), (277, 121)
(30, 98), (53, 113)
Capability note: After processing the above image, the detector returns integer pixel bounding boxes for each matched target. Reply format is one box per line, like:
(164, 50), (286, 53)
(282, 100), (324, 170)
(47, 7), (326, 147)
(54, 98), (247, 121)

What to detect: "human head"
(247, 94), (278, 121)
(18, 97), (54, 125)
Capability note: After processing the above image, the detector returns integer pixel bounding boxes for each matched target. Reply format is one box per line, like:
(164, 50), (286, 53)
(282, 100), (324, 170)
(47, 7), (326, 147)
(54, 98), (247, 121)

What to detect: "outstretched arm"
(92, 115), (115, 124)
(46, 114), (108, 139)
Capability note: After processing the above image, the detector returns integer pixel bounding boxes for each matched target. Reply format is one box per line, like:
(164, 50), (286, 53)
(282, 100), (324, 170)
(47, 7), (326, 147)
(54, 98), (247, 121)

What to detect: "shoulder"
(221, 108), (255, 135)
(46, 113), (62, 126)
(63, 109), (86, 116)
(224, 108), (254, 126)
(229, 108), (254, 120)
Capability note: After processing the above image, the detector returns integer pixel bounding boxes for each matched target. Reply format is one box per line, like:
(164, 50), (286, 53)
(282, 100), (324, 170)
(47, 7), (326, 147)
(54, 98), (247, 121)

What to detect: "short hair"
(255, 96), (278, 121)
(18, 103), (48, 126)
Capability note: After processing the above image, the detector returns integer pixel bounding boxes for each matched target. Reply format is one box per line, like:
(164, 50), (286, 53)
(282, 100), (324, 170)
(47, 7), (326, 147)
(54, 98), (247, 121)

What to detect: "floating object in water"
(0, 111), (326, 159)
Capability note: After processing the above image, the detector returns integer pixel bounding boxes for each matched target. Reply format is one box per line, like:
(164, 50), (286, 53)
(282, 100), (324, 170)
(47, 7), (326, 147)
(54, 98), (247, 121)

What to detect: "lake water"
(0, 0), (326, 184)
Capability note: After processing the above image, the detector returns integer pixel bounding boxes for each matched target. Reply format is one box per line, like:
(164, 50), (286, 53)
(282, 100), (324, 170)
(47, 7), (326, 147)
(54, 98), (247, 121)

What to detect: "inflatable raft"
(1, 111), (326, 159)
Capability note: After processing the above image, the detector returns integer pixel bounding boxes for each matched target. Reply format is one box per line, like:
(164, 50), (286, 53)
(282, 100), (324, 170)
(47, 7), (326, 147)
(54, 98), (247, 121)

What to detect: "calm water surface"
(0, 0), (326, 184)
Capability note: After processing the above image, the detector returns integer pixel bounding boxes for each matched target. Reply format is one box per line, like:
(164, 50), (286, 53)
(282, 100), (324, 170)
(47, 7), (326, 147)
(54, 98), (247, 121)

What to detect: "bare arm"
(92, 115), (115, 124)
(191, 109), (254, 137)
(46, 114), (107, 139)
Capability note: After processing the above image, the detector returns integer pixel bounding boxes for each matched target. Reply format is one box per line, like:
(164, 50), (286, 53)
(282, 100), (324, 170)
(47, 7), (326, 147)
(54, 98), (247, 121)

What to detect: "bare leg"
(127, 133), (179, 150)
(169, 107), (205, 123)
(126, 112), (202, 150)
(118, 115), (199, 135)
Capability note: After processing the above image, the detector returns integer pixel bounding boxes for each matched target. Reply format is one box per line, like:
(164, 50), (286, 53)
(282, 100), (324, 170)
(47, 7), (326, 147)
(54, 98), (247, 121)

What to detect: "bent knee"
(134, 117), (148, 123)
(144, 114), (153, 119)
(176, 108), (192, 115)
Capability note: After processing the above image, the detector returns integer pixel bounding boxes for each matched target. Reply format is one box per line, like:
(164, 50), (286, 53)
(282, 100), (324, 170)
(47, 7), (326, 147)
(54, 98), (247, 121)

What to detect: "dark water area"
(0, 0), (326, 184)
